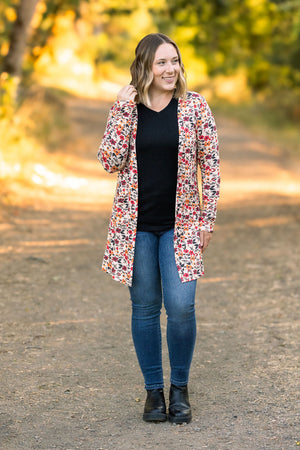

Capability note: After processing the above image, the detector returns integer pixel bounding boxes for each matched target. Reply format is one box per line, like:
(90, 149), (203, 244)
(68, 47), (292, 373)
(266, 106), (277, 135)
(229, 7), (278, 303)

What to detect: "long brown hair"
(130, 33), (187, 106)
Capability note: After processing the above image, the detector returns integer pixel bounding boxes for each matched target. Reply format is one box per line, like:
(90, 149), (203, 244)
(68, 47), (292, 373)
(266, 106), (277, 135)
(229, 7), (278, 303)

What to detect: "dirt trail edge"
(0, 96), (299, 450)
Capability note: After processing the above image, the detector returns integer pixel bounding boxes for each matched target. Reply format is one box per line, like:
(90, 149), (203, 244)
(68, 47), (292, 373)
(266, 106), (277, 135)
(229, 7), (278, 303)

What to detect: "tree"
(3, 0), (39, 76)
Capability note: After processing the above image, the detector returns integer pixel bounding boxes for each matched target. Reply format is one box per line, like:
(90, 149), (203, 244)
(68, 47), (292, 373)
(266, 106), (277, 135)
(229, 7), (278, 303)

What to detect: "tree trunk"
(3, 0), (39, 76)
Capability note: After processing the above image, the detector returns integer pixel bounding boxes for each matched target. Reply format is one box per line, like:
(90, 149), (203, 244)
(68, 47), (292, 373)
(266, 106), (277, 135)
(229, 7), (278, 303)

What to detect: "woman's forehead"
(154, 43), (178, 60)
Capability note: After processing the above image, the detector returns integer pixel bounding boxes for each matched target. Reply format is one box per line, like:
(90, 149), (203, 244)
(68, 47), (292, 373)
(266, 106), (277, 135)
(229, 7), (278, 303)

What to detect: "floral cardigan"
(98, 91), (220, 286)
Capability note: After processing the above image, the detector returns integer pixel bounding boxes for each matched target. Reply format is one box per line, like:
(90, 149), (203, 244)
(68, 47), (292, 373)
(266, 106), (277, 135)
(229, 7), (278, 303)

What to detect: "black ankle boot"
(169, 384), (192, 424)
(143, 388), (167, 422)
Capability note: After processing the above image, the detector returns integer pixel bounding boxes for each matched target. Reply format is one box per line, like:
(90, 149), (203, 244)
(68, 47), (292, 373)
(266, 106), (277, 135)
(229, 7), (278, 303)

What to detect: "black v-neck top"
(136, 98), (179, 232)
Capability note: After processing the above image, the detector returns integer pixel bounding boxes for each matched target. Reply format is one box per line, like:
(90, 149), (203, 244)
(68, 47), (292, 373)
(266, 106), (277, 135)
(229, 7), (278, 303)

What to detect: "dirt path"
(0, 96), (299, 450)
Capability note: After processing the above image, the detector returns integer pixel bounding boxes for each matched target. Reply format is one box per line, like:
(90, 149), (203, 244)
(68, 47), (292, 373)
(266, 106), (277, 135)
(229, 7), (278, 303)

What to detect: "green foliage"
(153, 0), (300, 120)
(0, 0), (19, 72)
(1, 0), (299, 122)
(0, 72), (18, 118)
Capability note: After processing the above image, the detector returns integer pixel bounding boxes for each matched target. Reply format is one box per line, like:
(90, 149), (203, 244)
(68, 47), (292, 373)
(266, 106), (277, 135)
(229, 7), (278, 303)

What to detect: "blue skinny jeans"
(129, 229), (197, 390)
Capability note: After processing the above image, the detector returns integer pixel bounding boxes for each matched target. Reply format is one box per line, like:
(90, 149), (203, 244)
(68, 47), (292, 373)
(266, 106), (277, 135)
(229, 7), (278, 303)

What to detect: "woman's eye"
(156, 59), (178, 66)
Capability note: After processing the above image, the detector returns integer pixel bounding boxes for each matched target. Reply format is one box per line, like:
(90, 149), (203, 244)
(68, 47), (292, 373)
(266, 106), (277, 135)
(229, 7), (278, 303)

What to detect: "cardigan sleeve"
(98, 100), (135, 173)
(195, 95), (220, 232)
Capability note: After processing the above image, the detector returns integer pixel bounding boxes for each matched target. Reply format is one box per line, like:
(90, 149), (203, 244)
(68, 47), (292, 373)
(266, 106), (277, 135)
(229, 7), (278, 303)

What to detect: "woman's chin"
(162, 84), (176, 91)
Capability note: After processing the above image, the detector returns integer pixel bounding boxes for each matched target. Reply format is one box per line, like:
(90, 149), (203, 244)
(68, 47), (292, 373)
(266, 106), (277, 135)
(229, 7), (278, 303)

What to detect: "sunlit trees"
(157, 0), (300, 116)
(0, 0), (299, 117)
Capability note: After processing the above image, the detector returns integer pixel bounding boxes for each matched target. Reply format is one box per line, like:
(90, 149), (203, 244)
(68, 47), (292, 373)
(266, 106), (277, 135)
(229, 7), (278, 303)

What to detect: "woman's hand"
(200, 230), (213, 252)
(117, 85), (137, 102)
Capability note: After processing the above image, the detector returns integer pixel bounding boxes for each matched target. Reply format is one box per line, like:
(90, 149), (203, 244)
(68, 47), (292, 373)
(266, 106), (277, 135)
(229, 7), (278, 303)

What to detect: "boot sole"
(168, 414), (192, 424)
(143, 412), (167, 422)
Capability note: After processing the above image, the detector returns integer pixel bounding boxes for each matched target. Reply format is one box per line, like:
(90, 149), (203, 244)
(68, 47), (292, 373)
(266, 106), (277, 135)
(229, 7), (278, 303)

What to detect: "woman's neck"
(148, 90), (174, 112)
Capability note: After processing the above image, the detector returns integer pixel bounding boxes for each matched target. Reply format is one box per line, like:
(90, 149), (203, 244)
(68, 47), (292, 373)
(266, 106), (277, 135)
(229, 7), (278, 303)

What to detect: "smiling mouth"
(163, 77), (176, 82)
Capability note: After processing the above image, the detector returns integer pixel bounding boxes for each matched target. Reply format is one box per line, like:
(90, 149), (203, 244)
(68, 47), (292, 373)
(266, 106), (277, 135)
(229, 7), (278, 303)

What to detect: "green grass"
(211, 98), (300, 159)
(0, 84), (71, 194)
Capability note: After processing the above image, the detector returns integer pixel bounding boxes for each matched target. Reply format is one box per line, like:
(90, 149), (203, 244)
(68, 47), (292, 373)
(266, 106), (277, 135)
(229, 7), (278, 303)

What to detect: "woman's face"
(150, 43), (180, 94)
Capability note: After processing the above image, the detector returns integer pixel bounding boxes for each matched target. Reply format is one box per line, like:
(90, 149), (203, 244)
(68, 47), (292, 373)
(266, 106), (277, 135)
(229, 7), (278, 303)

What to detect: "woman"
(98, 33), (220, 424)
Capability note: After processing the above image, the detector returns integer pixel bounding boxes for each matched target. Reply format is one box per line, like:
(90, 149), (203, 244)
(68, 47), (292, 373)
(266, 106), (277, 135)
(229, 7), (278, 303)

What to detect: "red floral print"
(98, 92), (220, 286)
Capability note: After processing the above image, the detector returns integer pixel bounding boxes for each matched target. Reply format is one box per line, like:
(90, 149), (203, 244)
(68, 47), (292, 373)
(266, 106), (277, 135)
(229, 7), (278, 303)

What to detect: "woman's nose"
(165, 62), (174, 73)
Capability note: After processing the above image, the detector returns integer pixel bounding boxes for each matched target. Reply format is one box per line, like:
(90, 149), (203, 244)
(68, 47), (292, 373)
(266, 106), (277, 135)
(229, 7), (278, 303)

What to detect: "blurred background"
(1, 5), (300, 448)
(0, 0), (300, 203)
